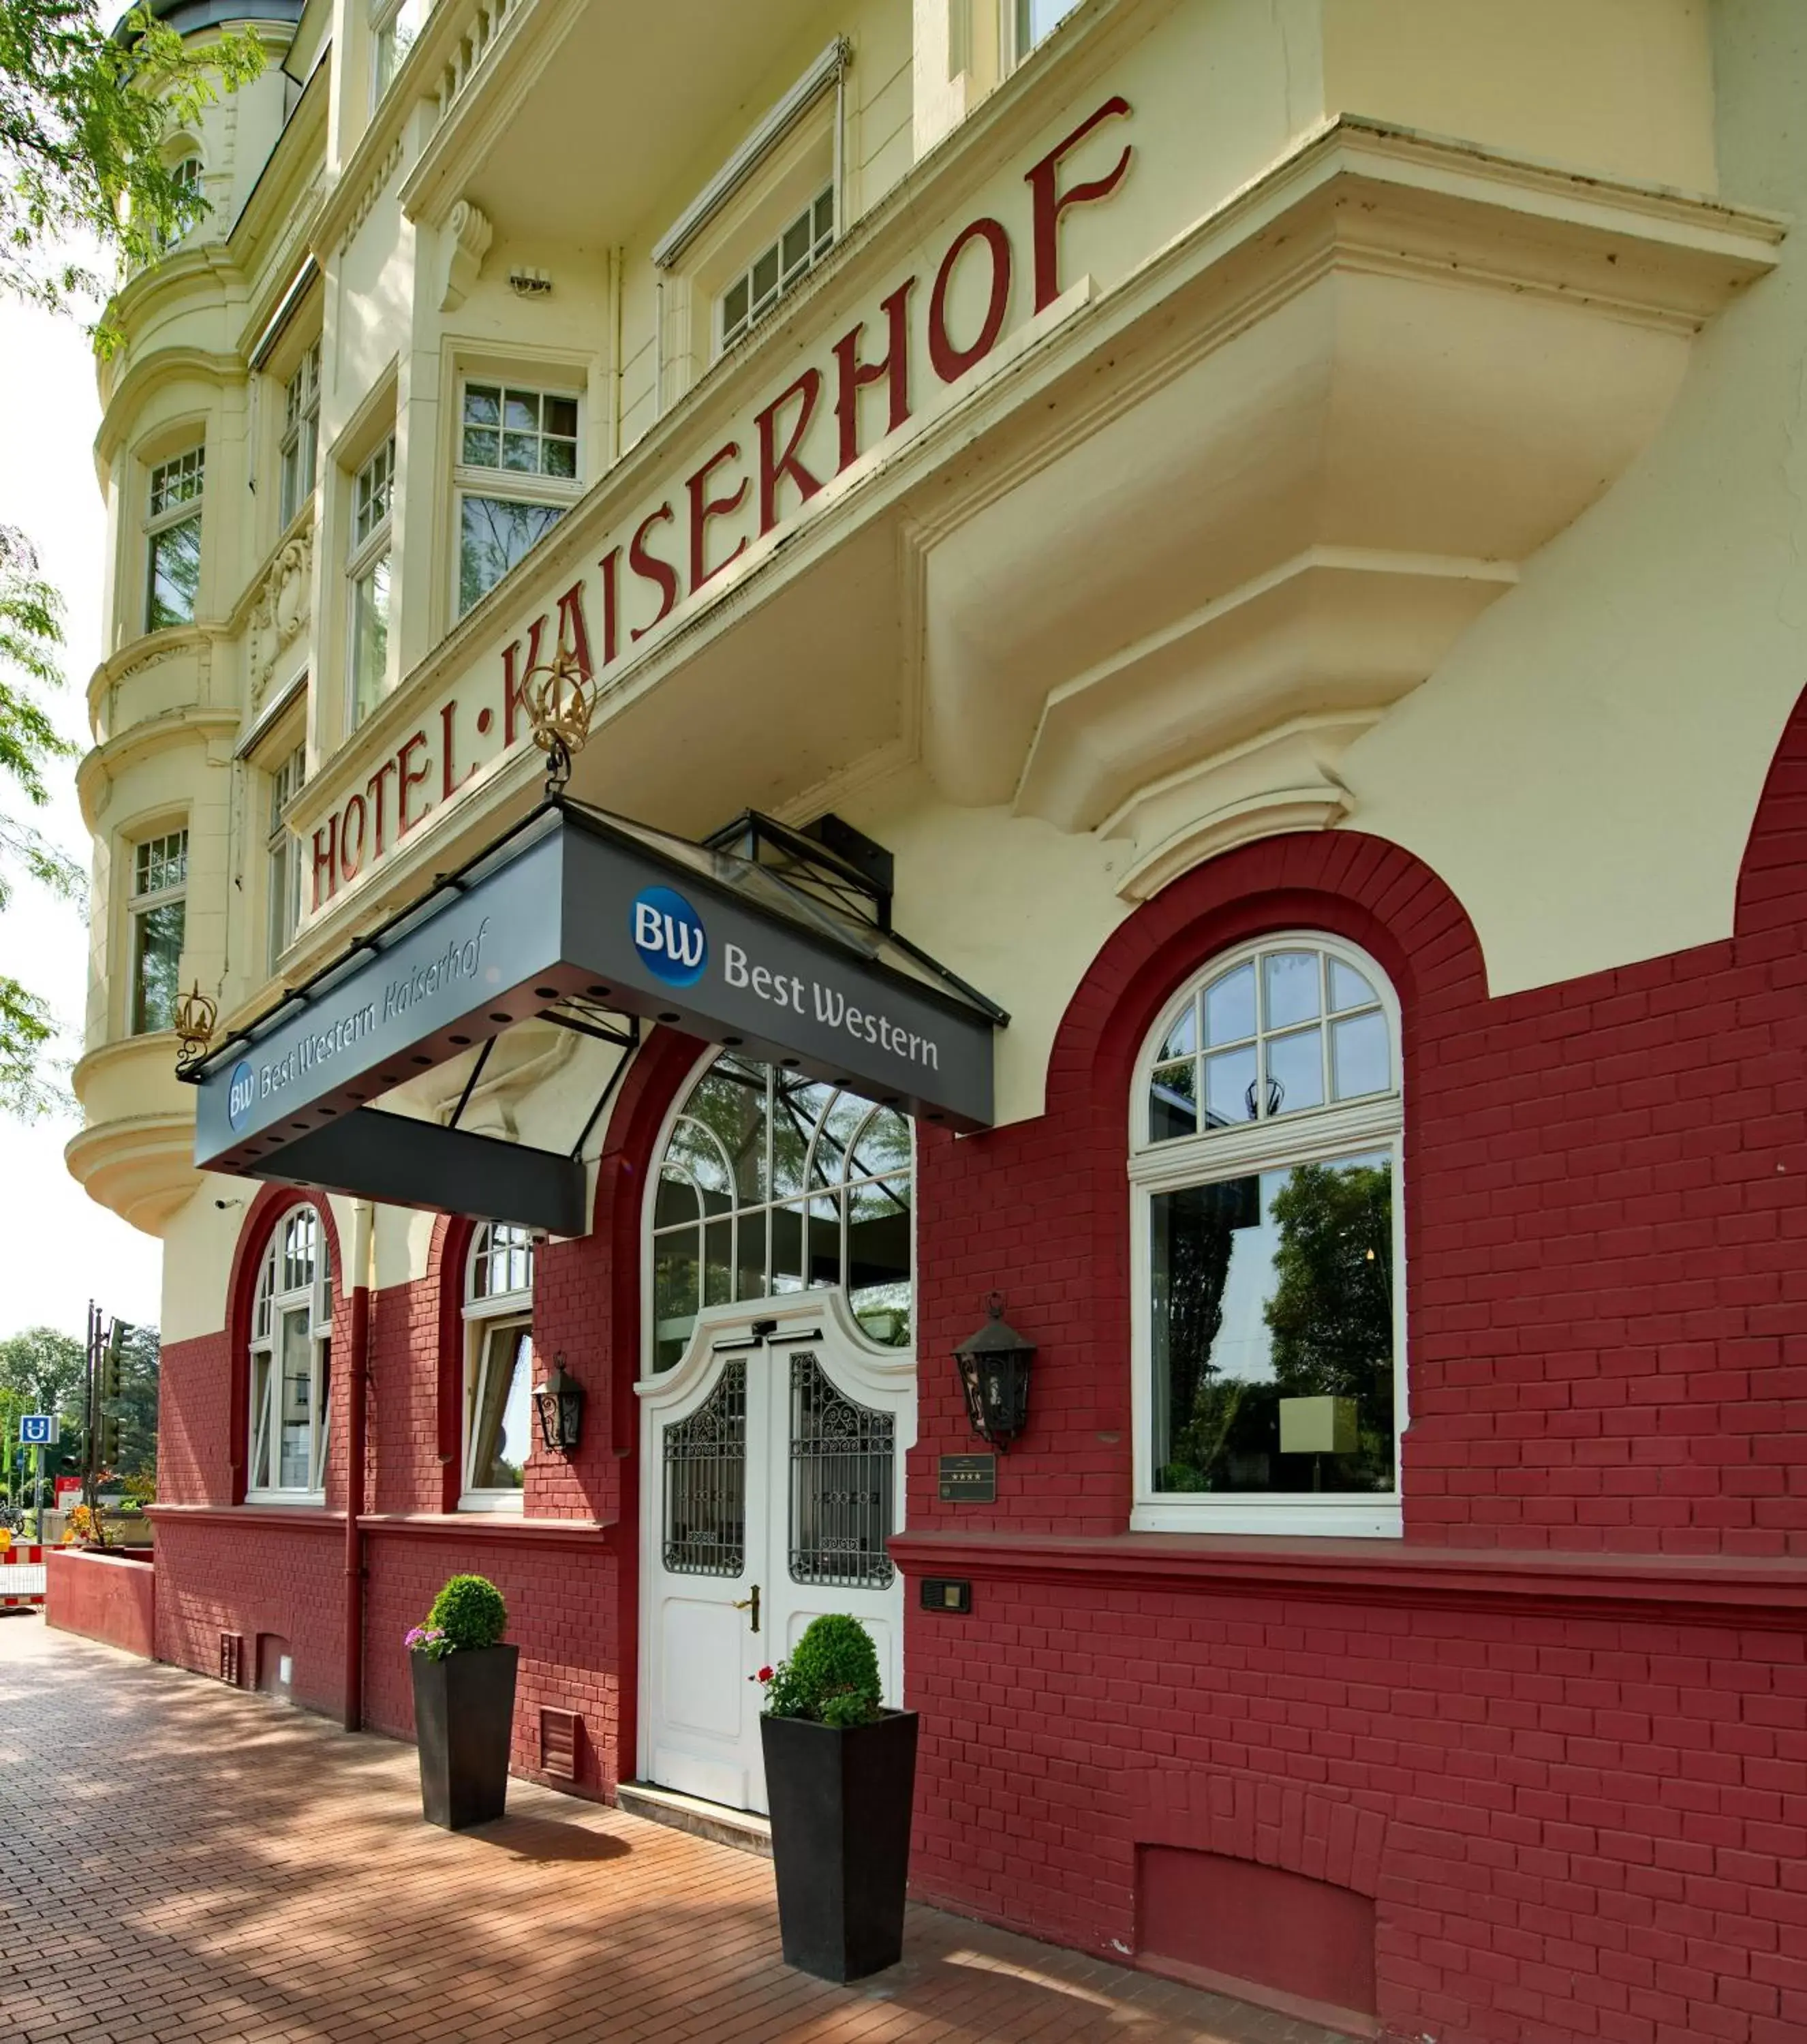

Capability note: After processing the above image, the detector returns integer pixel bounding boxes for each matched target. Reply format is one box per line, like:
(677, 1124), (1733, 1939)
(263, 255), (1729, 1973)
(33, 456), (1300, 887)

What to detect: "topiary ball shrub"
(426, 1574), (508, 1654)
(760, 1613), (882, 1726)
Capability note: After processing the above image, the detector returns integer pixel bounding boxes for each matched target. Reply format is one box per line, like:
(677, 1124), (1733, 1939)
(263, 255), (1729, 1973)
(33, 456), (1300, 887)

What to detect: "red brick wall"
(145, 693), (1807, 2043)
(892, 694), (1807, 2041)
(359, 1530), (625, 1797)
(153, 1513), (345, 1714)
(909, 819), (1807, 1555)
(157, 1328), (230, 1506)
(149, 1029), (704, 1798)
(903, 1575), (1807, 2044)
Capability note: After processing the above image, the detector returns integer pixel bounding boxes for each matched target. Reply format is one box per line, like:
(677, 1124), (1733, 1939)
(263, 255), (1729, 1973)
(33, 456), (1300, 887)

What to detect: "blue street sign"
(19, 1414), (57, 1446)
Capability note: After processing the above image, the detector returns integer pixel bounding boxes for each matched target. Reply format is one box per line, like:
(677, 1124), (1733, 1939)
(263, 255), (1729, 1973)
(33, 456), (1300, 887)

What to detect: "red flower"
(757, 1665), (774, 1682)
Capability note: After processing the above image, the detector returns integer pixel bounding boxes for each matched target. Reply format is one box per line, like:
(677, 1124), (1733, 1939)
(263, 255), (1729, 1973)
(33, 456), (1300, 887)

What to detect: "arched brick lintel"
(1046, 829), (1489, 1116)
(1128, 1770), (1389, 1900)
(1736, 676), (1807, 937)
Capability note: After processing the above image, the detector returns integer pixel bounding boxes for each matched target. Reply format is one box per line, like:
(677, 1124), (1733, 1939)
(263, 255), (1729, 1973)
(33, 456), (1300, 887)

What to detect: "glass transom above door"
(651, 1055), (913, 1368)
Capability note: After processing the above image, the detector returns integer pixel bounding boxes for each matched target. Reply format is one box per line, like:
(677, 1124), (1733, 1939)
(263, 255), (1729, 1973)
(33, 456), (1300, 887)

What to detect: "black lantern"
(532, 1354), (584, 1455)
(953, 1292), (1035, 1451)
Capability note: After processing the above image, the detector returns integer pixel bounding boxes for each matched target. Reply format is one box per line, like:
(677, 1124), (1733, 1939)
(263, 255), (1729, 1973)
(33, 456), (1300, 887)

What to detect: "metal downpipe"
(343, 1199), (374, 1731)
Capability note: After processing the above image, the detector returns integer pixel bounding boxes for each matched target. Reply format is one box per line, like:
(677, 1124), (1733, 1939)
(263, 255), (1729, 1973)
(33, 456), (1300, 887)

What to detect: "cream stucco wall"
(72, 0), (1807, 1362)
(1341, 0), (1806, 995)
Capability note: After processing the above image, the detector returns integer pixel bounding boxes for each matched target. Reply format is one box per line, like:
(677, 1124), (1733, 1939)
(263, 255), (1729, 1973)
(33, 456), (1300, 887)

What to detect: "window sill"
(1131, 1502), (1402, 1539)
(357, 1511), (615, 1547)
(149, 1501), (339, 1530)
(886, 1529), (1807, 1629)
(458, 1493), (526, 1515)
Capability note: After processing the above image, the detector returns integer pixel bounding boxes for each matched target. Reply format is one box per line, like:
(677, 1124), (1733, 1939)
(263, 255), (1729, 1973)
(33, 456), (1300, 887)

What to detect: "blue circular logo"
(631, 886), (709, 987)
(228, 1059), (257, 1132)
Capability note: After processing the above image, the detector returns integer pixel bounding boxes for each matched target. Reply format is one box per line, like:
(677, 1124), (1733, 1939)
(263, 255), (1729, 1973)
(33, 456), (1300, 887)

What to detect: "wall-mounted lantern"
(953, 1292), (1035, 1451)
(532, 1354), (584, 1455)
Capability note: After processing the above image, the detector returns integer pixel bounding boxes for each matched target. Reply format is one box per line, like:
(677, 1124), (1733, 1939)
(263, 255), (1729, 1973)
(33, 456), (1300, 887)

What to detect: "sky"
(0, 292), (165, 1342)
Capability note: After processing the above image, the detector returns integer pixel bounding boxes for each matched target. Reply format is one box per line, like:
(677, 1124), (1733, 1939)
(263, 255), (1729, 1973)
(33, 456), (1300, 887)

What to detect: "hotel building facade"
(73, 0), (1807, 2037)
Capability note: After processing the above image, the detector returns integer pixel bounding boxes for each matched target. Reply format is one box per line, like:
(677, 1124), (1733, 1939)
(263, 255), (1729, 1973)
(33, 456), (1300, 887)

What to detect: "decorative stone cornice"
(95, 347), (248, 469)
(76, 706), (241, 832)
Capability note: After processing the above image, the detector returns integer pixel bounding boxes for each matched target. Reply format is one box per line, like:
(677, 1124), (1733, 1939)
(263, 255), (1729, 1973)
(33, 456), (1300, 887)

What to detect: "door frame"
(635, 1286), (917, 1793)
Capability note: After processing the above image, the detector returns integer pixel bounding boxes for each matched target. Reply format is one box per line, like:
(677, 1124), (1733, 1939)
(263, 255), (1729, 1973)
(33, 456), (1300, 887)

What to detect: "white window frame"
(145, 446), (204, 632)
(1128, 932), (1406, 1538)
(153, 153), (204, 251)
(247, 1204), (333, 1504)
(644, 1050), (916, 1374)
(127, 826), (188, 1035)
(348, 435), (395, 730)
(715, 183), (836, 356)
(279, 341), (322, 530)
(461, 1222), (536, 1512)
(370, 0), (424, 106)
(1010, 0), (1085, 65)
(264, 739), (306, 971)
(452, 379), (583, 619)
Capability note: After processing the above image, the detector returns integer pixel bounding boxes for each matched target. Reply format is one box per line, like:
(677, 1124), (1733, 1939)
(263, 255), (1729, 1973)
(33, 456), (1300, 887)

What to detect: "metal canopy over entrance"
(186, 801), (1004, 1233)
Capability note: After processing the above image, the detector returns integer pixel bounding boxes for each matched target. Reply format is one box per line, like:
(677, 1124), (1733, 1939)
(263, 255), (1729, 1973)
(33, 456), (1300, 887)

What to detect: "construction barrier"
(0, 1546), (47, 1608)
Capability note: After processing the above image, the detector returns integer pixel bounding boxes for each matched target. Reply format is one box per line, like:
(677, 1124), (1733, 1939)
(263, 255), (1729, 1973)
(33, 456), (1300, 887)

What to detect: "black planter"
(411, 1644), (519, 1830)
(760, 1708), (919, 1982)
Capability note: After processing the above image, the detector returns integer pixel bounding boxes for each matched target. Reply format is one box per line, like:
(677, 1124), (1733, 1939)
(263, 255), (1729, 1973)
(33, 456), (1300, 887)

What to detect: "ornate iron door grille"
(663, 1360), (747, 1575)
(788, 1351), (895, 1588)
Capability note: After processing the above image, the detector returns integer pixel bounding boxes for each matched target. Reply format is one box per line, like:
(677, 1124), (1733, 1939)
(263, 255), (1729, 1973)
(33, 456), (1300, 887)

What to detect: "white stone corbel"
(439, 199), (493, 312)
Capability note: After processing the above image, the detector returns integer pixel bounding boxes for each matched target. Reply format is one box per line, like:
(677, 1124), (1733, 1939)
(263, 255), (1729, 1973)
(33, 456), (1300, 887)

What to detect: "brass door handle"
(730, 1584), (760, 1632)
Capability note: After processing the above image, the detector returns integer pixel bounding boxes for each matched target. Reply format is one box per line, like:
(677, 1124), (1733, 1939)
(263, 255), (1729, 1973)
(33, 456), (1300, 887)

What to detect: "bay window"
(1015, 0), (1083, 58)
(462, 1222), (536, 1509)
(279, 342), (321, 529)
(717, 187), (835, 354)
(454, 382), (581, 616)
(127, 829), (187, 1034)
(348, 435), (394, 728)
(1130, 936), (1404, 1536)
(371, 0), (424, 102)
(248, 1205), (332, 1501)
(266, 740), (305, 970)
(146, 447), (204, 631)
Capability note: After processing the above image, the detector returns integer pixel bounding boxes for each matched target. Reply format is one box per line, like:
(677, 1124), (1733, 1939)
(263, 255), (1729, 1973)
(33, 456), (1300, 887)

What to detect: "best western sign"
(304, 97), (1133, 916)
(197, 805), (997, 1229)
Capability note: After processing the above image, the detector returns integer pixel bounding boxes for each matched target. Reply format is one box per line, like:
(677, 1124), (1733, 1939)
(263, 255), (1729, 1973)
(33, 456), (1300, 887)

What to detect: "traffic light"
(99, 1414), (121, 1466)
(101, 1320), (131, 1400)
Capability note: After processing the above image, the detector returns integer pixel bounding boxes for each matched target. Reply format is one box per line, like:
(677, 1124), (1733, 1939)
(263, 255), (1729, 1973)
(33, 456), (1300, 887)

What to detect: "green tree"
(0, 528), (82, 1116)
(1264, 1162), (1394, 1397)
(0, 1325), (87, 1501)
(111, 1321), (159, 1483)
(1263, 1159), (1395, 1488)
(0, 1), (263, 1113)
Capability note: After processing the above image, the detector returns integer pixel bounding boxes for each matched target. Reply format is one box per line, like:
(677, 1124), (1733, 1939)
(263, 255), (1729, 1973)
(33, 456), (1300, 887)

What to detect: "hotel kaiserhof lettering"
(307, 95), (1134, 915)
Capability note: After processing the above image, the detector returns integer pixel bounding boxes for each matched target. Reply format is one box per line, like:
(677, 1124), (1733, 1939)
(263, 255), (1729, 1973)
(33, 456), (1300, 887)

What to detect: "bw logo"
(631, 886), (708, 987)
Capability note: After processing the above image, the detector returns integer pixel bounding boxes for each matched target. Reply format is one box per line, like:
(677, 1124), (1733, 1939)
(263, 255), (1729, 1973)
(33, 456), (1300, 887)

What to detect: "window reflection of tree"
(1156, 1160), (1393, 1494)
(1154, 1177), (1256, 1490)
(651, 1058), (914, 1365)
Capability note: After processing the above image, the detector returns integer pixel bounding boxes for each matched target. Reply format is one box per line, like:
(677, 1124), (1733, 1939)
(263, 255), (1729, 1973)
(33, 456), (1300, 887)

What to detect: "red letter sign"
(928, 217), (1012, 384)
(1024, 96), (1132, 315)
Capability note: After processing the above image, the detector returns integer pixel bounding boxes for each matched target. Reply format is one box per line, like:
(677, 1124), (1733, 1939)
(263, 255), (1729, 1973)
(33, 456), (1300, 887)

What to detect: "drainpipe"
(343, 1198), (374, 1732)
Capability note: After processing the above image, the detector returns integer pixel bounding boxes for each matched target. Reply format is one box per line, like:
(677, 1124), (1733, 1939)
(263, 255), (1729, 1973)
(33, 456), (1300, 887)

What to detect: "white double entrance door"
(639, 1293), (914, 1815)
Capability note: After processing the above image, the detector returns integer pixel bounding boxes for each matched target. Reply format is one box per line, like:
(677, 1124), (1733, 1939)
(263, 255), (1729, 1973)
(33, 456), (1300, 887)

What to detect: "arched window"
(1129, 935), (1404, 1537)
(462, 1222), (536, 1509)
(247, 1204), (331, 1500)
(153, 153), (204, 250)
(650, 1055), (913, 1369)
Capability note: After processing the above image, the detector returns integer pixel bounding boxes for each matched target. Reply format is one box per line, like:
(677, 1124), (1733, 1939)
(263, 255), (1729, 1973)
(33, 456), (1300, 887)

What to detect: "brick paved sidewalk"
(0, 1615), (1350, 2044)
